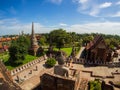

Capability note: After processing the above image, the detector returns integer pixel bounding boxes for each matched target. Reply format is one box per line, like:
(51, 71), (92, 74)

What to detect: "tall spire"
(32, 22), (34, 36)
(29, 22), (39, 56)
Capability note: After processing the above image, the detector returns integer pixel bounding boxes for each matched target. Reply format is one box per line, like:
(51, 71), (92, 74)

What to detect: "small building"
(85, 35), (112, 62)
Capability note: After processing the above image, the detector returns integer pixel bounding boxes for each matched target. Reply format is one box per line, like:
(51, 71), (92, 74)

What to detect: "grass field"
(54, 47), (72, 56)
(0, 47), (79, 70)
(0, 52), (9, 62)
(0, 53), (38, 70)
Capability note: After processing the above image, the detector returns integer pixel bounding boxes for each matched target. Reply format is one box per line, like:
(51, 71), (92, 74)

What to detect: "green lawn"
(54, 47), (72, 56)
(0, 53), (38, 70)
(22, 54), (38, 64)
(0, 52), (9, 62)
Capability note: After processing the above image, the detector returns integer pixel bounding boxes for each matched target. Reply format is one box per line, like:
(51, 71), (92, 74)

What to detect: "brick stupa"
(29, 22), (39, 56)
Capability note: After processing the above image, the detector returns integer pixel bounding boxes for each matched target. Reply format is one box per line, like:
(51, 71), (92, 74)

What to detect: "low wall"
(10, 55), (48, 76)
(73, 58), (120, 67)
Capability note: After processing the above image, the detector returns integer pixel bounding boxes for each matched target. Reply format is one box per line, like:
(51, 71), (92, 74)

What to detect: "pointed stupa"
(29, 22), (39, 56)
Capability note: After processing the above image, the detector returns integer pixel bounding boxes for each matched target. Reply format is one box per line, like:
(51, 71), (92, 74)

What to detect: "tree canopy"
(9, 35), (30, 64)
(49, 29), (72, 49)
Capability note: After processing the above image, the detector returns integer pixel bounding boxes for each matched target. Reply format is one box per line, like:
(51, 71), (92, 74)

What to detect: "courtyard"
(12, 58), (120, 90)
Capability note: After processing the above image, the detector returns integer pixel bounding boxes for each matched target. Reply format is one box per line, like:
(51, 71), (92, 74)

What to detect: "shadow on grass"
(4, 58), (23, 69)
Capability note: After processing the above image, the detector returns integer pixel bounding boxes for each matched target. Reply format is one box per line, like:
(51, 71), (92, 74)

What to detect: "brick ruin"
(40, 68), (81, 90)
(0, 60), (21, 90)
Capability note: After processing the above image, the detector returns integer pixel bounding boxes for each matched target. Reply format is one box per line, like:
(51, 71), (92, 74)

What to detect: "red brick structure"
(40, 69), (80, 90)
(85, 35), (112, 62)
(0, 60), (21, 90)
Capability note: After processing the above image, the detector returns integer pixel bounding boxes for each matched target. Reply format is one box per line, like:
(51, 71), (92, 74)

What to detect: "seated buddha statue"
(54, 51), (69, 77)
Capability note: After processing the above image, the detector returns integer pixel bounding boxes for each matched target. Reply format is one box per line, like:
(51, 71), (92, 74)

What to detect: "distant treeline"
(1, 29), (120, 49)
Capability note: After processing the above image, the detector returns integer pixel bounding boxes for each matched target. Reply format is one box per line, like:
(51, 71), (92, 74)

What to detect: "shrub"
(46, 58), (56, 67)
(89, 80), (101, 90)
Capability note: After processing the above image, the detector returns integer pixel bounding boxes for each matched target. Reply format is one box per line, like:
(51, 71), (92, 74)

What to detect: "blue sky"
(0, 0), (120, 35)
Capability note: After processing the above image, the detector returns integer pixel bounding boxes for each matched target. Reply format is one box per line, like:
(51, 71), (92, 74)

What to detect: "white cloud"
(73, 0), (115, 17)
(73, 0), (88, 4)
(0, 18), (120, 36)
(73, 0), (89, 10)
(67, 22), (120, 35)
(116, 1), (120, 5)
(78, 0), (88, 4)
(89, 6), (100, 16)
(99, 2), (112, 8)
(59, 23), (67, 27)
(89, 2), (112, 16)
(0, 18), (50, 35)
(0, 18), (19, 25)
(111, 11), (120, 17)
(49, 0), (62, 4)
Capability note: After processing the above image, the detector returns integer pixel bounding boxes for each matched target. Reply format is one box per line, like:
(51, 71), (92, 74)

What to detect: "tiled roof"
(86, 35), (107, 50)
(0, 43), (2, 48)
(0, 37), (18, 42)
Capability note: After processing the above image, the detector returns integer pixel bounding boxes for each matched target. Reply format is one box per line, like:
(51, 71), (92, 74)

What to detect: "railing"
(73, 58), (120, 67)
(10, 54), (48, 76)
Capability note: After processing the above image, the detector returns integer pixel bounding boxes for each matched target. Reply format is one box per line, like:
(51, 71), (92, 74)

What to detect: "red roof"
(0, 37), (18, 42)
(0, 43), (3, 49)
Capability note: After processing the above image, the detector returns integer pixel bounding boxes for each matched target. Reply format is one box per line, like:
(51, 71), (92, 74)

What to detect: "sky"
(0, 0), (120, 35)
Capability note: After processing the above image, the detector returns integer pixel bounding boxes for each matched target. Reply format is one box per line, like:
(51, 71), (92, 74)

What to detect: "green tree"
(9, 36), (30, 64)
(39, 36), (46, 45)
(82, 35), (94, 45)
(49, 29), (72, 50)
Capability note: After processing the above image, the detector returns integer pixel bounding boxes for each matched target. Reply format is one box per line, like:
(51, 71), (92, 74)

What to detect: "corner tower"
(29, 22), (39, 56)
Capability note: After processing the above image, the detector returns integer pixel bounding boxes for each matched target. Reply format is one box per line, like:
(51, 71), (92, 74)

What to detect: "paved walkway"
(73, 64), (120, 83)
(76, 47), (85, 59)
(20, 68), (53, 90)
(12, 60), (53, 90)
(13, 60), (120, 90)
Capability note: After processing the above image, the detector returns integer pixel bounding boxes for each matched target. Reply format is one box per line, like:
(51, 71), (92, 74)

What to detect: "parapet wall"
(10, 54), (48, 76)
(73, 58), (120, 67)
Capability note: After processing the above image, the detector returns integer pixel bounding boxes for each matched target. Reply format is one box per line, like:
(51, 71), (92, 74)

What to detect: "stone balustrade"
(11, 55), (48, 76)
(73, 58), (120, 67)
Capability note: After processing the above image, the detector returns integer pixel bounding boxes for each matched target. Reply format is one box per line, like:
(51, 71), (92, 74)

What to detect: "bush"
(89, 80), (101, 90)
(45, 58), (56, 67)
